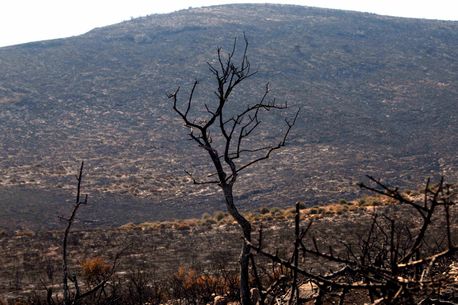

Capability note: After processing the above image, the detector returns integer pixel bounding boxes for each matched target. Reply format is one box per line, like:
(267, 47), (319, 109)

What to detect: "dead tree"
(247, 177), (456, 304)
(168, 34), (299, 305)
(60, 161), (121, 305)
(62, 161), (88, 305)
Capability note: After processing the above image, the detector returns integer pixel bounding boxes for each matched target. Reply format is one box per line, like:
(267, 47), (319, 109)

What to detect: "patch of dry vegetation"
(0, 186), (455, 305)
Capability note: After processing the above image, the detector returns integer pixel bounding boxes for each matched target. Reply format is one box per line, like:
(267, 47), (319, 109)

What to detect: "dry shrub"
(172, 219), (199, 230)
(119, 222), (137, 230)
(214, 211), (227, 222)
(170, 265), (237, 304)
(201, 212), (212, 219)
(174, 222), (191, 231)
(174, 265), (222, 290)
(282, 207), (296, 218)
(259, 207), (270, 214)
(121, 269), (166, 305)
(81, 257), (111, 284)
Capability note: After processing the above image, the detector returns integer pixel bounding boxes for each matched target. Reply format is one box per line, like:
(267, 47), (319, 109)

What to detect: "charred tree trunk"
(62, 162), (87, 305)
(223, 184), (252, 305)
(169, 34), (298, 305)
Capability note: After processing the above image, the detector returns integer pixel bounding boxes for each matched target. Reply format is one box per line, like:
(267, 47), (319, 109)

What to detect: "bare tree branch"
(169, 34), (299, 305)
(62, 161), (87, 305)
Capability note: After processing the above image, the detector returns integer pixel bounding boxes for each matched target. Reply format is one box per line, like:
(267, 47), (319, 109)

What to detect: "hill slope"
(0, 4), (457, 229)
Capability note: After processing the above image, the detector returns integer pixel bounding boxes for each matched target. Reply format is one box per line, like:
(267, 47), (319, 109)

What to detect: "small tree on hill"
(168, 34), (299, 305)
(59, 162), (122, 305)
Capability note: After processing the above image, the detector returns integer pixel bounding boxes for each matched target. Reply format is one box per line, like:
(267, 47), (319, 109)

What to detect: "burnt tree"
(168, 35), (299, 305)
(247, 177), (456, 304)
(59, 162), (121, 305)
(62, 161), (88, 305)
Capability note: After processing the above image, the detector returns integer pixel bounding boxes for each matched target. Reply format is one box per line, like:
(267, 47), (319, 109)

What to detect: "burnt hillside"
(0, 4), (457, 229)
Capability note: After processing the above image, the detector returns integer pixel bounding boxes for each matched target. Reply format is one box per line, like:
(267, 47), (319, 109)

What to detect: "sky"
(1, 0), (457, 47)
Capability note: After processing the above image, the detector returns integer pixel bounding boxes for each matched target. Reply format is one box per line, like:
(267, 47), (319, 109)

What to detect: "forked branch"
(169, 34), (299, 305)
(246, 177), (456, 304)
